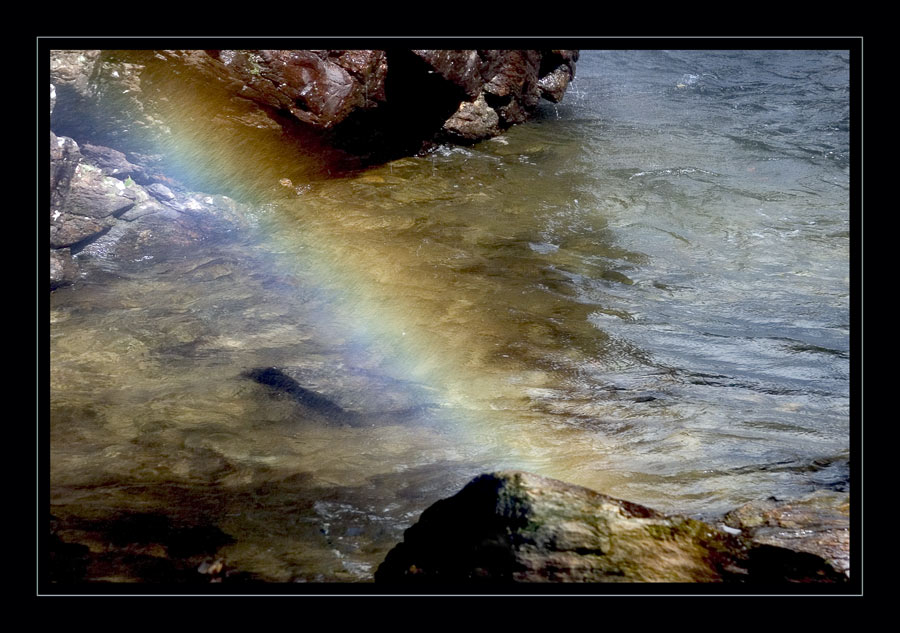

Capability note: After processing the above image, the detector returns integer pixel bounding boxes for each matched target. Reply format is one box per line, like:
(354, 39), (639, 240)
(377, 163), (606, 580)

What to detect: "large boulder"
(199, 49), (389, 129)
(118, 49), (578, 158)
(197, 49), (578, 133)
(374, 470), (848, 584)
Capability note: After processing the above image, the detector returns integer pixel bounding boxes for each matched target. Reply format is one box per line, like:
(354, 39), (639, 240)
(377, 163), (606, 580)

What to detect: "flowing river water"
(48, 49), (852, 583)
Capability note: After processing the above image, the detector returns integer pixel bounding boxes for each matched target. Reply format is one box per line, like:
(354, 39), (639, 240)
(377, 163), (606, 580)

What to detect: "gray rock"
(49, 135), (253, 289)
(50, 132), (82, 209)
(61, 163), (136, 220)
(147, 183), (176, 201)
(49, 248), (78, 289)
(49, 50), (102, 97)
(79, 143), (145, 180)
(118, 199), (169, 222)
(50, 212), (109, 249)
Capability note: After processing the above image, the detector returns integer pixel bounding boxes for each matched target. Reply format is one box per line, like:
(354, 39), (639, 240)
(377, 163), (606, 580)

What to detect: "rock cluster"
(48, 129), (251, 290)
(374, 470), (849, 584)
(49, 49), (578, 163)
(172, 49), (578, 156)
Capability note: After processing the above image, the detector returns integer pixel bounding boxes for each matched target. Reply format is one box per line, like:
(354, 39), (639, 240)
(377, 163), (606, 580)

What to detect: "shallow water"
(49, 49), (851, 583)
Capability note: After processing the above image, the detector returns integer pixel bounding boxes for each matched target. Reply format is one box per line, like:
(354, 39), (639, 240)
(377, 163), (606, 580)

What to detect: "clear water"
(48, 49), (851, 583)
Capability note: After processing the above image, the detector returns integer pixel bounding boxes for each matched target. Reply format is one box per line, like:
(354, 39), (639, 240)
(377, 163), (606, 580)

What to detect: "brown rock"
(723, 490), (850, 579)
(442, 93), (502, 142)
(49, 50), (579, 165)
(482, 50), (543, 123)
(538, 65), (574, 103)
(412, 50), (485, 99)
(375, 470), (848, 584)
(203, 49), (386, 129)
(187, 50), (578, 152)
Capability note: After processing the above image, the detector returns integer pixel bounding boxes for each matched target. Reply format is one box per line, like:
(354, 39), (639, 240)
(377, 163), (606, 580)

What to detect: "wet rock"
(74, 191), (248, 266)
(245, 367), (356, 425)
(50, 212), (108, 249)
(442, 93), (502, 142)
(375, 470), (848, 584)
(48, 49), (579, 168)
(411, 50), (485, 99)
(198, 49), (388, 129)
(49, 151), (143, 251)
(49, 135), (254, 289)
(538, 65), (575, 103)
(50, 50), (153, 149)
(118, 198), (169, 222)
(183, 49), (579, 156)
(79, 142), (145, 181)
(50, 248), (78, 290)
(537, 50), (579, 103)
(50, 132), (82, 208)
(48, 531), (90, 583)
(49, 50), (102, 98)
(723, 490), (850, 579)
(147, 182), (176, 201)
(480, 50), (543, 126)
(60, 163), (138, 220)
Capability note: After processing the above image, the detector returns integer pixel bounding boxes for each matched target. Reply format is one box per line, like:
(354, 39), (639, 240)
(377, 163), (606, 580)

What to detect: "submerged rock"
(243, 364), (437, 428)
(375, 470), (848, 584)
(79, 142), (147, 182)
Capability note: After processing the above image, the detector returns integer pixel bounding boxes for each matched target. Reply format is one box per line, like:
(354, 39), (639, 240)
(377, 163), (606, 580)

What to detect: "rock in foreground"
(375, 471), (848, 584)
